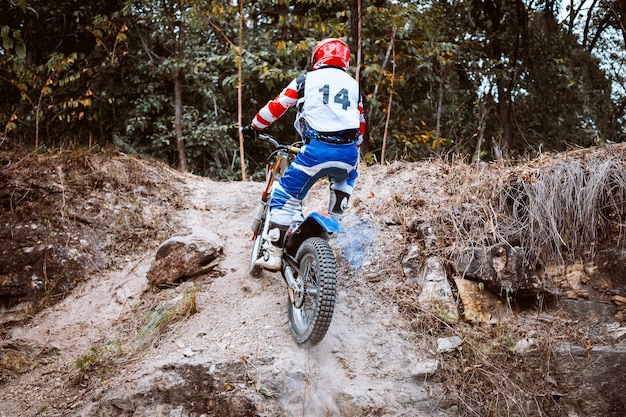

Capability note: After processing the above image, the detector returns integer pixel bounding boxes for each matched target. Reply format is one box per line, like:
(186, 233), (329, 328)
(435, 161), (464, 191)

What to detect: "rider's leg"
(254, 158), (311, 271)
(254, 222), (287, 271)
(329, 189), (350, 216)
(256, 140), (358, 271)
(329, 168), (358, 216)
(255, 182), (304, 271)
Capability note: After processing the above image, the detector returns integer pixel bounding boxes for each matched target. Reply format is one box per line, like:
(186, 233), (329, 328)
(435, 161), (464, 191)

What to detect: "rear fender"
(284, 212), (343, 254)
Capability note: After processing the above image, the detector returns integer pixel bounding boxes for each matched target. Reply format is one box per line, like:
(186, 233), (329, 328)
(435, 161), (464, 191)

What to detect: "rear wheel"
(288, 237), (337, 346)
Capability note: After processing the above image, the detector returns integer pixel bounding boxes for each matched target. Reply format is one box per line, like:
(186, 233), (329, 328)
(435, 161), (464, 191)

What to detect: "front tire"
(249, 202), (269, 277)
(288, 237), (337, 346)
(249, 232), (264, 276)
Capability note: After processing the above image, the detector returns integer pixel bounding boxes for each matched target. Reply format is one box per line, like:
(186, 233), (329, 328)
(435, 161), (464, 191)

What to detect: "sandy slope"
(0, 170), (452, 416)
(3, 146), (626, 416)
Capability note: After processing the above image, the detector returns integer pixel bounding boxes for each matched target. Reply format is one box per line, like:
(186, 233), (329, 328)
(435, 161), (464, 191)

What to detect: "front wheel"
(249, 232), (264, 276)
(249, 201), (268, 277)
(287, 237), (337, 346)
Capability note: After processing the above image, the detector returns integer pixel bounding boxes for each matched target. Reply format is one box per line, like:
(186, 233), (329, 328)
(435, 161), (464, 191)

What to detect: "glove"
(241, 124), (259, 141)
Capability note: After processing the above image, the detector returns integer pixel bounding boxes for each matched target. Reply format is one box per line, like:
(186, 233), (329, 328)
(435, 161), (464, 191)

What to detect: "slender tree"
(238, 0), (246, 181)
(174, 15), (188, 172)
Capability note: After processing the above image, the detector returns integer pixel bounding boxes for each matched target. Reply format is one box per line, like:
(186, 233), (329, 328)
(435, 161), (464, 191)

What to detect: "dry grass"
(439, 323), (558, 417)
(381, 144), (626, 417)
(394, 297), (577, 417)
(138, 286), (200, 347)
(422, 144), (626, 270)
(496, 145), (626, 265)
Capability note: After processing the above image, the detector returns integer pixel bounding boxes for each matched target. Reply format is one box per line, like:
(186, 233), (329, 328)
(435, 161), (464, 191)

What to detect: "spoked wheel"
(249, 232), (264, 276)
(287, 237), (337, 346)
(249, 201), (269, 277)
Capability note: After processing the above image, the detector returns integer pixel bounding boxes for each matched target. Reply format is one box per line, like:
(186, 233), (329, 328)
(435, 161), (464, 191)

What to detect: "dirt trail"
(1, 172), (451, 416)
(3, 145), (626, 416)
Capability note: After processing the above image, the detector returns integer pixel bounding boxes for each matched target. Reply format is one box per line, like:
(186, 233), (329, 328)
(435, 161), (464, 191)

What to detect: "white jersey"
(295, 67), (362, 135)
(251, 67), (365, 144)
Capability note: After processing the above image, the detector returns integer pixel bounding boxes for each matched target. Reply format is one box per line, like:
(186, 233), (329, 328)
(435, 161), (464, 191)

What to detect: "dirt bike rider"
(242, 38), (366, 271)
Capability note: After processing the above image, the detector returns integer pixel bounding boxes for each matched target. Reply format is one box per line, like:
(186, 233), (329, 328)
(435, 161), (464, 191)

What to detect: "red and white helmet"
(311, 38), (351, 71)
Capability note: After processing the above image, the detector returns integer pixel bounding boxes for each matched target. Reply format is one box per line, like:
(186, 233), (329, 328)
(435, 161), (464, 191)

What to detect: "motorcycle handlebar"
(257, 132), (280, 148)
(257, 132), (301, 155)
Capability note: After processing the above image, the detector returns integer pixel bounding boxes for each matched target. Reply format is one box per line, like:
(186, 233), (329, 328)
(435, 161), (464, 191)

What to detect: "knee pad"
(329, 190), (350, 216)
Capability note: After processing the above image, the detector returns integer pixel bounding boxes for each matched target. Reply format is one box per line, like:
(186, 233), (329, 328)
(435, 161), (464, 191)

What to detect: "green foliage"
(1, 25), (26, 59)
(74, 339), (123, 375)
(0, 0), (132, 146)
(0, 0), (623, 175)
(75, 348), (98, 372)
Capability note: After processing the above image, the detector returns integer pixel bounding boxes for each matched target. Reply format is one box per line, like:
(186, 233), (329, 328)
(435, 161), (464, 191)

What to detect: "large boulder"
(455, 243), (543, 296)
(146, 233), (224, 287)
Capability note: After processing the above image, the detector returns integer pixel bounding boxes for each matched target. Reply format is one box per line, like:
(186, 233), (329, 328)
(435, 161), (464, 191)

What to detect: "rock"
(437, 336), (462, 353)
(0, 301), (29, 326)
(79, 359), (260, 417)
(411, 358), (440, 379)
(455, 247), (626, 308)
(544, 261), (597, 297)
(454, 277), (509, 324)
(549, 341), (626, 417)
(146, 233), (224, 287)
(606, 322), (626, 342)
(0, 336), (58, 374)
(455, 244), (543, 296)
(417, 256), (459, 322)
(0, 347), (36, 374)
(612, 295), (626, 306)
(514, 337), (537, 353)
(182, 348), (195, 357)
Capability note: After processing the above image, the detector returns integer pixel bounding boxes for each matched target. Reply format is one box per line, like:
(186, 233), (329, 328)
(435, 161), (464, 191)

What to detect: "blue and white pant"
(269, 138), (359, 227)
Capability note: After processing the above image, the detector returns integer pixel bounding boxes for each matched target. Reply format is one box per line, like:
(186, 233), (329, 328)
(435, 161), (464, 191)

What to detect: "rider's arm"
(251, 78), (299, 130)
(357, 96), (366, 147)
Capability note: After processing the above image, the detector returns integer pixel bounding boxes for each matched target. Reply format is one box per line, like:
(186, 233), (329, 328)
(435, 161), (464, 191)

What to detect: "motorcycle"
(249, 132), (342, 346)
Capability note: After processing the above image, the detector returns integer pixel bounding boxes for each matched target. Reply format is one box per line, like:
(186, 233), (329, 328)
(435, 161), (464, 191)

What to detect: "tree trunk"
(482, 0), (524, 159)
(613, 0), (626, 45)
(349, 0), (366, 154)
(174, 18), (188, 173)
(364, 26), (396, 158)
(348, 0), (359, 61)
(381, 36), (395, 165)
(238, 0), (246, 181)
(496, 79), (512, 159)
(434, 66), (450, 154)
(355, 0), (362, 83)
(174, 70), (187, 172)
(367, 27), (395, 125)
(472, 97), (488, 163)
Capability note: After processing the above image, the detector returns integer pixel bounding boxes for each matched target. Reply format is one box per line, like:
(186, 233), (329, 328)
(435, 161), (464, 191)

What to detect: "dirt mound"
(0, 140), (187, 322)
(1, 140), (625, 416)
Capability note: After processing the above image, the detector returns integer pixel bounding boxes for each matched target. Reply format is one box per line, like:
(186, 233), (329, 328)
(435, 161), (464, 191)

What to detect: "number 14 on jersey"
(318, 84), (351, 110)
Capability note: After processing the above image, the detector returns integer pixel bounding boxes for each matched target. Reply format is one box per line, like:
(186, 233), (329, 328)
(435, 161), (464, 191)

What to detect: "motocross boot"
(329, 189), (350, 217)
(255, 225), (287, 271)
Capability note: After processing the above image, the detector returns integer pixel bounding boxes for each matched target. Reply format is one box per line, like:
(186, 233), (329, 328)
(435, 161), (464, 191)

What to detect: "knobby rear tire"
(288, 237), (337, 346)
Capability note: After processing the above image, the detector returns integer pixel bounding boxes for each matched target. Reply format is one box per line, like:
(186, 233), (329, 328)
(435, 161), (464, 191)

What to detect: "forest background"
(1, 0), (625, 179)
